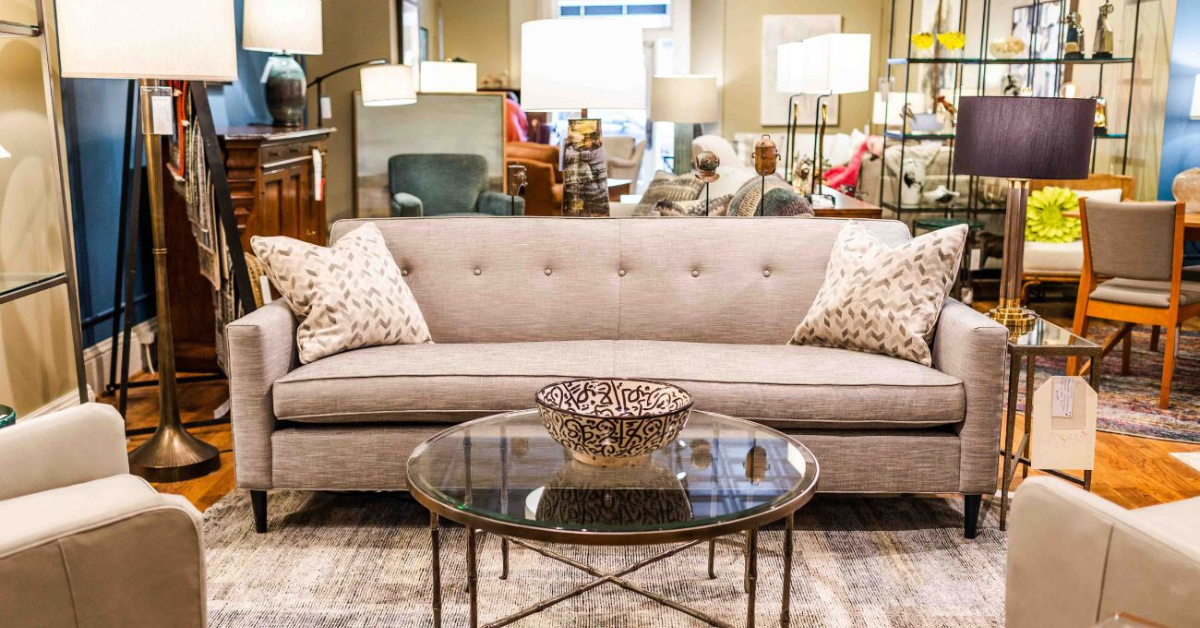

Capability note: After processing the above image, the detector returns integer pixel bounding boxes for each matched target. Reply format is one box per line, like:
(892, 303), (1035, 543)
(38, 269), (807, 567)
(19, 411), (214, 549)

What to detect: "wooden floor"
(109, 301), (1200, 514)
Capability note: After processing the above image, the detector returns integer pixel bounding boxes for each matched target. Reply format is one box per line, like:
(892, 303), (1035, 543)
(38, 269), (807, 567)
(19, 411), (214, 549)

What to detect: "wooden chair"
(1068, 200), (1200, 408)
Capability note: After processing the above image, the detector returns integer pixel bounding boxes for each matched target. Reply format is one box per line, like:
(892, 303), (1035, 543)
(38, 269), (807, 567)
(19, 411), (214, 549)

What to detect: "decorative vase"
(265, 53), (307, 127)
(1173, 168), (1200, 205)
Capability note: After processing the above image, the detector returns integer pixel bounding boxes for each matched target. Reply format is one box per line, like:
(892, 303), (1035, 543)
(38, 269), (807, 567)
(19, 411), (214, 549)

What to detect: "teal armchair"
(388, 153), (523, 217)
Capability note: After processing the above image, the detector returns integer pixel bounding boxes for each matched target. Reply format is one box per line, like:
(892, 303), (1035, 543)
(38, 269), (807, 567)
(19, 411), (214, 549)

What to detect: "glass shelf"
(0, 20), (40, 38)
(0, 272), (67, 305)
(888, 56), (1133, 66)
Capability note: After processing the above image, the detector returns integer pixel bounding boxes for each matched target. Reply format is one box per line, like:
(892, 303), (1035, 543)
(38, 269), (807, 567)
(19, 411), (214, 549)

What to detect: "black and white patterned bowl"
(535, 378), (693, 467)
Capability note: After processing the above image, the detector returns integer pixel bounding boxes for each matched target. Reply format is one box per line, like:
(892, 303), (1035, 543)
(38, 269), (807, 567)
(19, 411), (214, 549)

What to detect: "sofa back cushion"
(329, 217), (911, 345)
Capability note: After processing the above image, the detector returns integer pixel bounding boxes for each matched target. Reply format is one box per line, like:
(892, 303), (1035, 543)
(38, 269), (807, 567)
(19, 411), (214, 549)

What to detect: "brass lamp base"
(129, 425), (221, 483)
(989, 298), (1037, 338)
(992, 179), (1037, 339)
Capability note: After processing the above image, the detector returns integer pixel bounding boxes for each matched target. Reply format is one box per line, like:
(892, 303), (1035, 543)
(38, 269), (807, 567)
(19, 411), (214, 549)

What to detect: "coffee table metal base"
(429, 511), (796, 628)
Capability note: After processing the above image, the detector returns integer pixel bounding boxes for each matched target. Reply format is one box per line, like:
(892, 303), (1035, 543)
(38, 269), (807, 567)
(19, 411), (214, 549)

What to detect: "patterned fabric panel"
(634, 171), (704, 215)
(791, 222), (967, 366)
(728, 174), (791, 216)
(252, 223), (433, 364)
(652, 194), (734, 216)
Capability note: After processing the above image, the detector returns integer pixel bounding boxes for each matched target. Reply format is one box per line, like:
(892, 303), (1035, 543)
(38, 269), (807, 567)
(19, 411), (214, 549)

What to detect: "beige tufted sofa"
(228, 216), (1007, 537)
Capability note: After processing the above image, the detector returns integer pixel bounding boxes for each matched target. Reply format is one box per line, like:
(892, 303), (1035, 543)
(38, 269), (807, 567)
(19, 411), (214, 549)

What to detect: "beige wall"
(719, 0), (887, 139)
(441, 0), (510, 85)
(0, 0), (78, 415)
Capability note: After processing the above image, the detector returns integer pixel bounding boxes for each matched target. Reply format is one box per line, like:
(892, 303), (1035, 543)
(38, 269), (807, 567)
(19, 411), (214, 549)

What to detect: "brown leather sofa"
(507, 141), (562, 216)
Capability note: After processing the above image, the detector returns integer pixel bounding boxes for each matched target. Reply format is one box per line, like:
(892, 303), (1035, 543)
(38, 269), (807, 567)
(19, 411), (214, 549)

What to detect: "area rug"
(1024, 324), (1200, 443)
(204, 491), (1005, 628)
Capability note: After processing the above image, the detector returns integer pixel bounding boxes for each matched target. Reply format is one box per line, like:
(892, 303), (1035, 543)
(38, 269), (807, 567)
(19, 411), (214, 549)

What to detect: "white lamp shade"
(650, 75), (718, 123)
(57, 0), (238, 80)
(776, 42), (807, 93)
(361, 64), (417, 106)
(801, 33), (871, 95)
(521, 19), (646, 111)
(1192, 74), (1200, 120)
(0, 143), (9, 160)
(420, 61), (477, 93)
(243, 0), (323, 55)
(873, 92), (926, 125)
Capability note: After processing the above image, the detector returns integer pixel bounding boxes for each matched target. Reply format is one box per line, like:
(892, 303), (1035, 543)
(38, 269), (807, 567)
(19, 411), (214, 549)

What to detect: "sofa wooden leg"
(251, 490), (268, 533)
(964, 494), (982, 539)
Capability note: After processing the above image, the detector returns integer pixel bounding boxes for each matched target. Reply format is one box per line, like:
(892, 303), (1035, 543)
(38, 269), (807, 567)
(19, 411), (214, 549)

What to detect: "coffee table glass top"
(407, 410), (818, 535)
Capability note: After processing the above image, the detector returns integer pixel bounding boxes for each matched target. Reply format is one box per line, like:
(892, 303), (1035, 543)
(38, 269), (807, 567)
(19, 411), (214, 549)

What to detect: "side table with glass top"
(999, 318), (1103, 530)
(406, 409), (820, 628)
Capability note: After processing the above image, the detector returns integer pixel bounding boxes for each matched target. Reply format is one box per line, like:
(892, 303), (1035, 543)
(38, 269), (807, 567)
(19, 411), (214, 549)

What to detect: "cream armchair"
(0, 404), (207, 628)
(1008, 477), (1200, 628)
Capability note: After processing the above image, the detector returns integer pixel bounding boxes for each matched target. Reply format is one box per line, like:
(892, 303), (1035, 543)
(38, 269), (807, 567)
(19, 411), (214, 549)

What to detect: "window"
(557, 2), (671, 29)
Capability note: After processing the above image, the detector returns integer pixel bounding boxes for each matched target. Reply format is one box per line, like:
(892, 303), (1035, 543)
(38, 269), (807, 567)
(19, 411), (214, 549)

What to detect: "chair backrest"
(388, 153), (488, 215)
(605, 136), (636, 160)
(1081, 199), (1182, 281)
(1033, 173), (1135, 201)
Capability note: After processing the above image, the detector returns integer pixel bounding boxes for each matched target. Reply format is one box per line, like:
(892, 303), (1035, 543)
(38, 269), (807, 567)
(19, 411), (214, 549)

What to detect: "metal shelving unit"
(879, 0), (1143, 225)
(0, 8), (89, 404)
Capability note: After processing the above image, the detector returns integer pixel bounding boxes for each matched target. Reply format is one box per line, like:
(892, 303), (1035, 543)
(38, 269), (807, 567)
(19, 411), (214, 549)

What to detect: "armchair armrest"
(478, 191), (524, 216)
(391, 192), (424, 217)
(930, 298), (1007, 494)
(0, 404), (127, 501)
(226, 300), (298, 489)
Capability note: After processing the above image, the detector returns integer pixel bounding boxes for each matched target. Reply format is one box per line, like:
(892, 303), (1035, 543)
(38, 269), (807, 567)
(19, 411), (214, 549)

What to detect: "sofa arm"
(0, 476), (206, 628)
(0, 404), (127, 502)
(930, 299), (1007, 494)
(391, 192), (423, 217)
(478, 191), (524, 216)
(226, 300), (298, 489)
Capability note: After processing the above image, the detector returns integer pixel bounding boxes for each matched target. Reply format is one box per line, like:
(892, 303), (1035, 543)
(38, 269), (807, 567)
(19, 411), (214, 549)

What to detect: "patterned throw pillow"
(790, 222), (968, 365)
(252, 223), (433, 364)
(634, 171), (704, 216)
(653, 194), (734, 217)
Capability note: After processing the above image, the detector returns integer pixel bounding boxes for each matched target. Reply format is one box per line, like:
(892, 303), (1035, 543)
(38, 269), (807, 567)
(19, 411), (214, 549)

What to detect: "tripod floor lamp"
(953, 96), (1095, 337)
(57, 0), (240, 482)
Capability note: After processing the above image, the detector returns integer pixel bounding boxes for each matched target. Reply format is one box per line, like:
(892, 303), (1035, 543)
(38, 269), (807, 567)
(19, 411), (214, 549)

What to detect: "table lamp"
(58, 0), (238, 482)
(522, 19), (645, 216)
(651, 75), (718, 175)
(242, 0), (324, 127)
(420, 61), (477, 93)
(953, 96), (1094, 335)
(799, 33), (870, 201)
(776, 41), (807, 185)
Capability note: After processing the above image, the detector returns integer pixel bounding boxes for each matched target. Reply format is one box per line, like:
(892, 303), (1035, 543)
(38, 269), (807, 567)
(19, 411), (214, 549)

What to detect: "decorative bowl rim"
(534, 378), (694, 422)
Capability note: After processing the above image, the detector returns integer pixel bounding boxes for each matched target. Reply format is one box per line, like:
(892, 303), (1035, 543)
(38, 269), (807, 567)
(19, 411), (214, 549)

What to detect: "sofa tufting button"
(473, 268), (482, 276)
(691, 270), (699, 277)
(763, 269), (771, 277)
(401, 269), (409, 277)
(545, 268), (552, 276)
(618, 269), (626, 277)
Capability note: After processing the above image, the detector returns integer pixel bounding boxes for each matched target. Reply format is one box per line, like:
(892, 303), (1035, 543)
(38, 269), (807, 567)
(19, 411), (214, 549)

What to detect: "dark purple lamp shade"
(952, 96), (1095, 180)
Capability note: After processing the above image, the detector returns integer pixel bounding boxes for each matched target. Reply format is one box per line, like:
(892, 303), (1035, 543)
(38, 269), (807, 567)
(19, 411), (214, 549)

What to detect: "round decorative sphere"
(1172, 168), (1200, 204)
(535, 378), (693, 467)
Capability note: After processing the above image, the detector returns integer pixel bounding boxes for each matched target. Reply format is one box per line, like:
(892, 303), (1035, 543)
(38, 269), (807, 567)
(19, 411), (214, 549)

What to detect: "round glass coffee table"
(407, 409), (819, 628)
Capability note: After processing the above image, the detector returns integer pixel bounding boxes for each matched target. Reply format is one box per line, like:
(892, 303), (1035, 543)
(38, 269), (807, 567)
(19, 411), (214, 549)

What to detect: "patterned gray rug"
(204, 491), (1005, 627)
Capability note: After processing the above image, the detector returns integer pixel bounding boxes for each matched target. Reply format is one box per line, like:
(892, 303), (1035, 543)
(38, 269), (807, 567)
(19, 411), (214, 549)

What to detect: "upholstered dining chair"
(604, 136), (647, 182)
(388, 153), (523, 217)
(1068, 200), (1200, 408)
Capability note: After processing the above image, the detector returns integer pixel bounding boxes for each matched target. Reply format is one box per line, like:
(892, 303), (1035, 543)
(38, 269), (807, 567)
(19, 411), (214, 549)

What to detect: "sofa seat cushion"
(273, 340), (965, 430)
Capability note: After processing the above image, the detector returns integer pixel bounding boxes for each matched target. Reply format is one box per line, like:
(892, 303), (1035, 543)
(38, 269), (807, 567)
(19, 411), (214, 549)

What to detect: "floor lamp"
(650, 75), (718, 176)
(57, 0), (240, 482)
(521, 19), (645, 217)
(794, 34), (871, 203)
(309, 60), (419, 127)
(953, 96), (1095, 337)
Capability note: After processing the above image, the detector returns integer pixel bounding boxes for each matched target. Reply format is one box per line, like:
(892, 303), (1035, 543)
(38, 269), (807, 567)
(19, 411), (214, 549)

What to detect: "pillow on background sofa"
(634, 171), (705, 216)
(727, 175), (814, 217)
(252, 223), (433, 364)
(791, 222), (967, 366)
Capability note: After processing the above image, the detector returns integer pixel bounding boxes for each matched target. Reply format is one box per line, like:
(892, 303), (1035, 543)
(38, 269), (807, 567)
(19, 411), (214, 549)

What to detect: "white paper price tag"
(1051, 377), (1074, 418)
(320, 96), (333, 120)
(150, 95), (174, 136)
(969, 248), (982, 271)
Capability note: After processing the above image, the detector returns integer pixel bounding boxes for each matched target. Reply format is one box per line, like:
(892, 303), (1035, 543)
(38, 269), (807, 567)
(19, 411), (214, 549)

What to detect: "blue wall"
(1158, 2), (1200, 200)
(64, 0), (272, 347)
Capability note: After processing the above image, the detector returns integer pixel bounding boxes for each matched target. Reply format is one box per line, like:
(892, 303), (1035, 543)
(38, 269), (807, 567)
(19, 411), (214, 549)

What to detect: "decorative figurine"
(506, 163), (527, 215)
(1062, 11), (1086, 59)
(753, 134), (777, 216)
(1093, 1), (1115, 59)
(693, 150), (720, 216)
(743, 445), (769, 484)
(1093, 96), (1108, 135)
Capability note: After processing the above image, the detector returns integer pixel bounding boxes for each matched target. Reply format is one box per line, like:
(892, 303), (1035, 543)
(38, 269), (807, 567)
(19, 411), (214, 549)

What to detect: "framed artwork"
(397, 0), (420, 88)
(760, 15), (841, 127)
(1011, 1), (1063, 96)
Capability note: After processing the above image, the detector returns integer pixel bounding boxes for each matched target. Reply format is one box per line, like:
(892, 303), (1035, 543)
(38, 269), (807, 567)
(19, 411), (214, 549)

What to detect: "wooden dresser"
(165, 125), (335, 372)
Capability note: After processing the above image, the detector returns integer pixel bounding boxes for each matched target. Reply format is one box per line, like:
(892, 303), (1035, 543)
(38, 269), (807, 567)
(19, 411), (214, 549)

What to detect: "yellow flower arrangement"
(937, 31), (966, 50)
(910, 32), (934, 50)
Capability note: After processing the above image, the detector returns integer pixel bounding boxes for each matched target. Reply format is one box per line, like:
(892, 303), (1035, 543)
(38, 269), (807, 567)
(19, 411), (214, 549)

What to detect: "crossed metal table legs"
(429, 512), (797, 628)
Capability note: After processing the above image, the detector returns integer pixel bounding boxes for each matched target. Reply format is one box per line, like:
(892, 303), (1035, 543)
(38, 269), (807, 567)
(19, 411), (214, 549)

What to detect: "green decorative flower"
(1026, 186), (1082, 243)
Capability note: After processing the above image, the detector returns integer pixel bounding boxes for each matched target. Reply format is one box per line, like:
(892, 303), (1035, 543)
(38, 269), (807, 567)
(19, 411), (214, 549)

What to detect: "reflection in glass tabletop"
(406, 410), (818, 537)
